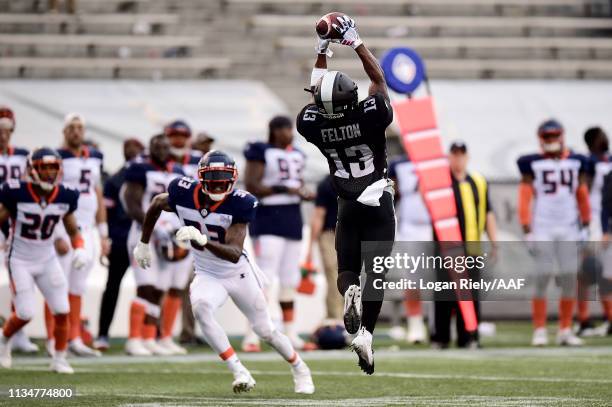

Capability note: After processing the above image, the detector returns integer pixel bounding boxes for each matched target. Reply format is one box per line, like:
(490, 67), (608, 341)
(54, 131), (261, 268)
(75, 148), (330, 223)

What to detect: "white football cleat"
(592, 321), (610, 337)
(241, 331), (261, 353)
(556, 328), (584, 346)
(46, 339), (56, 357)
(291, 362), (315, 394)
(142, 339), (173, 356)
(125, 338), (152, 356)
(93, 337), (110, 352)
(343, 285), (362, 335)
(0, 335), (12, 369)
(11, 329), (39, 353)
(387, 325), (406, 341)
(158, 337), (187, 355)
(69, 338), (102, 357)
(50, 351), (74, 374)
(406, 316), (427, 344)
(232, 369), (256, 393)
(350, 327), (374, 375)
(531, 327), (548, 346)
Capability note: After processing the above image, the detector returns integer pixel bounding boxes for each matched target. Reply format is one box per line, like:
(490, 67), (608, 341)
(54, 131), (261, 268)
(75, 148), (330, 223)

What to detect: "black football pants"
(97, 240), (130, 338)
(336, 191), (396, 334)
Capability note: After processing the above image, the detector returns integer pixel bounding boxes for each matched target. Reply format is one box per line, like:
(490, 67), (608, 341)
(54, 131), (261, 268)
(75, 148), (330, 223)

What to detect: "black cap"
(449, 140), (468, 153)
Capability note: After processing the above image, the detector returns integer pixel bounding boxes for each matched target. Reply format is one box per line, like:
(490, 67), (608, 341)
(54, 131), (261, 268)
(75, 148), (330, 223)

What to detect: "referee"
(430, 141), (498, 349)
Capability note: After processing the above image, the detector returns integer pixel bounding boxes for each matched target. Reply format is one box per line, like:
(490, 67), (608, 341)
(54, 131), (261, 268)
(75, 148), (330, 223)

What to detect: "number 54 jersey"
(166, 177), (258, 278)
(296, 92), (393, 201)
(517, 152), (589, 231)
(0, 181), (79, 262)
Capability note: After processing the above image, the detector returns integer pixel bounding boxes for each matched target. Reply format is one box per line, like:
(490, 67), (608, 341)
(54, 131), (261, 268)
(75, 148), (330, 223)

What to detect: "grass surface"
(1, 321), (611, 406)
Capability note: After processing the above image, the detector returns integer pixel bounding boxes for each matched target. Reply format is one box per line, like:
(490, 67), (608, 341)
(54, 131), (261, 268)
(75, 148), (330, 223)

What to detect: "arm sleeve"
(166, 178), (182, 213)
(365, 93), (393, 129)
(517, 156), (535, 177)
(296, 104), (319, 142)
(67, 189), (80, 214)
(124, 163), (147, 187)
(233, 194), (258, 224)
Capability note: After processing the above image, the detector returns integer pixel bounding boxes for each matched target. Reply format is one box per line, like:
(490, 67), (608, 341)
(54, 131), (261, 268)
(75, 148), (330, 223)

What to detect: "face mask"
(39, 181), (55, 191)
(542, 142), (561, 153)
(208, 192), (226, 201)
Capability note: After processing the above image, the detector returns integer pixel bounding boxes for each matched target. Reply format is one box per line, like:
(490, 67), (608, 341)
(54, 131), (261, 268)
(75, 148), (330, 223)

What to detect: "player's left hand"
(176, 226), (208, 247)
(315, 36), (333, 57)
(331, 15), (362, 49)
(72, 247), (90, 271)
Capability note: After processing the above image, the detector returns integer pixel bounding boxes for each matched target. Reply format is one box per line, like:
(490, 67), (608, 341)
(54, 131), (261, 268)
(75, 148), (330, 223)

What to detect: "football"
(315, 11), (345, 40)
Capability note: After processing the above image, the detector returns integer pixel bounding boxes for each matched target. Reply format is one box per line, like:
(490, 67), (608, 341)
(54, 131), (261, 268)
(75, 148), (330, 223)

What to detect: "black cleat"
(343, 285), (362, 335)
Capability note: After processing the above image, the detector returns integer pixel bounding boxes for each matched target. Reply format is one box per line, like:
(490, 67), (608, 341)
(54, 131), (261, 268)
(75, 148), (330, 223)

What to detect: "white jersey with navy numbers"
(587, 154), (612, 232)
(517, 152), (588, 229)
(388, 156), (430, 227)
(0, 147), (28, 183)
(123, 160), (184, 228)
(0, 181), (79, 262)
(243, 141), (305, 240)
(167, 177), (258, 278)
(58, 147), (103, 228)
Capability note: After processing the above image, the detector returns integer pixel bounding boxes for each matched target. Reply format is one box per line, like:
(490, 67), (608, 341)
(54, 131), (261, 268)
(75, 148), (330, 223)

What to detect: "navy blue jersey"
(167, 176), (258, 276)
(124, 160), (184, 209)
(104, 165), (132, 244)
(244, 141), (306, 240)
(0, 181), (79, 261)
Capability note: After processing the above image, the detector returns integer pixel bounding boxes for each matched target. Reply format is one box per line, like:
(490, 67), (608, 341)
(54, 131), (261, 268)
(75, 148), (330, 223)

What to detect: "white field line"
(11, 366), (612, 385)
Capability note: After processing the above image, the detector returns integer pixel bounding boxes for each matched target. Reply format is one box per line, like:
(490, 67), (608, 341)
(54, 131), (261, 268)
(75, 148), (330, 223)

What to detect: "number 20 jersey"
(0, 181), (79, 262)
(167, 177), (258, 278)
(296, 92), (393, 201)
(517, 152), (589, 229)
(58, 147), (103, 228)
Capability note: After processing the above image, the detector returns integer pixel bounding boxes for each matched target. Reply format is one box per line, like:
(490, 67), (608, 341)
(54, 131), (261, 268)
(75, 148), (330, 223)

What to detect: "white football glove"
(331, 15), (362, 49)
(133, 241), (152, 269)
(315, 37), (333, 57)
(176, 226), (208, 247)
(72, 247), (90, 271)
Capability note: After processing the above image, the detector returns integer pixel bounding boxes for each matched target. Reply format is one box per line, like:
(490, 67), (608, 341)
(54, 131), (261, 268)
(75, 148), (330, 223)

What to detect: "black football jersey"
(296, 92), (393, 200)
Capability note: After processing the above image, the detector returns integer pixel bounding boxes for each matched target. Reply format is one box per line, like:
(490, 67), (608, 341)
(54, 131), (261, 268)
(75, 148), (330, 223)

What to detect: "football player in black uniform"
(296, 15), (394, 374)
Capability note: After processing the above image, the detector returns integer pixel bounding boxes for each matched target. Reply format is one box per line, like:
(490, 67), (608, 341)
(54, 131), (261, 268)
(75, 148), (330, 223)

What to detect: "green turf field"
(1, 322), (611, 406)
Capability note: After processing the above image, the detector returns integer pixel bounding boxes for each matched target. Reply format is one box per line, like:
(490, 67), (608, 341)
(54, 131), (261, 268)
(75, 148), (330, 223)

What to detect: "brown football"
(316, 12), (345, 40)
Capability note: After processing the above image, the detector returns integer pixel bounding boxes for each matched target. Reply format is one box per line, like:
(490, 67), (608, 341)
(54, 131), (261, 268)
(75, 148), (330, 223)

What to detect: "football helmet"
(28, 148), (62, 191)
(313, 70), (358, 118)
(165, 120), (192, 156)
(198, 150), (237, 201)
(0, 106), (15, 130)
(538, 119), (564, 154)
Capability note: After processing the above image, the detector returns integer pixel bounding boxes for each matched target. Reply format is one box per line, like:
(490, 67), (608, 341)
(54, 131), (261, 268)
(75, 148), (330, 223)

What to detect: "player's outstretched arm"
(355, 45), (388, 99)
(205, 223), (247, 264)
(123, 181), (146, 225)
(140, 192), (172, 244)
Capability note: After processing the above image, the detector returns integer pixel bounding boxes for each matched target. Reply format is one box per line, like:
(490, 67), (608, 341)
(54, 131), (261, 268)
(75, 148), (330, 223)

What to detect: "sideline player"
(0, 148), (89, 373)
(388, 155), (431, 343)
(122, 134), (186, 356)
(517, 119), (588, 346)
(243, 116), (315, 351)
(46, 113), (109, 357)
(296, 15), (395, 374)
(0, 106), (39, 353)
(133, 150), (314, 393)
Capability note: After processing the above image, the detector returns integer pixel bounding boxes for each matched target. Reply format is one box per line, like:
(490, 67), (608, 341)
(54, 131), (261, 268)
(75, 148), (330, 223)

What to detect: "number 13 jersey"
(296, 92), (393, 201)
(0, 181), (79, 262)
(517, 152), (589, 229)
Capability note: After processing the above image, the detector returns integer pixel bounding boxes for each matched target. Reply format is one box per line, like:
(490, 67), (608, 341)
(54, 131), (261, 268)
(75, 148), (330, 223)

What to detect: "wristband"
(71, 235), (85, 249)
(310, 68), (327, 87)
(271, 185), (289, 194)
(97, 222), (109, 238)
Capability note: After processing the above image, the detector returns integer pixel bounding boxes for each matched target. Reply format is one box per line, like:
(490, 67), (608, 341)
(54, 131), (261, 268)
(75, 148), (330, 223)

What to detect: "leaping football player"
(0, 148), (90, 373)
(133, 150), (315, 394)
(46, 113), (109, 357)
(296, 14), (395, 374)
(0, 106), (39, 354)
(517, 119), (589, 346)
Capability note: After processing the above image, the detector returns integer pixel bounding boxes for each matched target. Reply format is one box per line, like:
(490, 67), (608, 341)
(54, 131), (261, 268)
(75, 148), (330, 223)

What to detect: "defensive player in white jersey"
(0, 106), (39, 354)
(45, 113), (109, 357)
(517, 119), (589, 346)
(122, 134), (187, 356)
(0, 148), (90, 373)
(388, 156), (431, 344)
(243, 116), (315, 352)
(133, 150), (314, 394)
